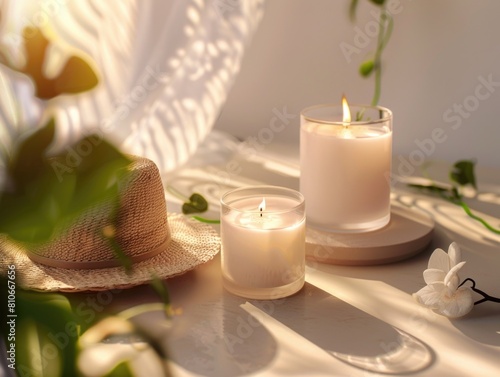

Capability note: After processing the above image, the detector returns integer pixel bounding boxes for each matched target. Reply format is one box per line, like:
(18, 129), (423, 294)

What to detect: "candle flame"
(342, 95), (351, 126)
(259, 198), (266, 212)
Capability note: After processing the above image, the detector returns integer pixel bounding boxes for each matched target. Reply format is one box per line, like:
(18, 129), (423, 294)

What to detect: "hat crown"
(29, 157), (171, 269)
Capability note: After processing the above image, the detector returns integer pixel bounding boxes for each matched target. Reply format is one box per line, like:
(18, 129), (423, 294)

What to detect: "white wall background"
(214, 0), (500, 169)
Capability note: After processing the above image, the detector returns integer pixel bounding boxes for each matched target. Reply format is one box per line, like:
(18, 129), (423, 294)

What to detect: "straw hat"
(0, 156), (220, 292)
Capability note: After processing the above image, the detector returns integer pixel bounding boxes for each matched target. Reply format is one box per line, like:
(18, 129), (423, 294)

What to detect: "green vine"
(192, 216), (221, 224)
(350, 0), (393, 106)
(408, 160), (500, 234)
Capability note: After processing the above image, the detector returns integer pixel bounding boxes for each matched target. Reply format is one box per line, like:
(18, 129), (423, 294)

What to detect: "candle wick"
(260, 208), (263, 217)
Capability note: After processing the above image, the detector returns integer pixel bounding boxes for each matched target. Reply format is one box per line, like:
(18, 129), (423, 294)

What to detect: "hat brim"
(0, 214), (220, 292)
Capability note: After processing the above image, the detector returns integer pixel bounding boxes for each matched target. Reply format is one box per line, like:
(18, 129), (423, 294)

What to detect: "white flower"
(78, 317), (168, 377)
(413, 242), (474, 318)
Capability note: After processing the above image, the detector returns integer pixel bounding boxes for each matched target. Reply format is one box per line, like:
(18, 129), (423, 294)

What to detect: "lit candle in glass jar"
(221, 186), (305, 299)
(300, 97), (393, 232)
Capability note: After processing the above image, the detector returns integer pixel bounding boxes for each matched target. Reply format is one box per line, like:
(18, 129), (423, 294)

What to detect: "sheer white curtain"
(0, 0), (265, 173)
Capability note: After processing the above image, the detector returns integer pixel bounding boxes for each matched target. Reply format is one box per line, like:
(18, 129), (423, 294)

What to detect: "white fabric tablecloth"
(92, 132), (500, 377)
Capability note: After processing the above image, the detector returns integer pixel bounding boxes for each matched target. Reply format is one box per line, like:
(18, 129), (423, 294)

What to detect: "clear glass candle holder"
(221, 186), (305, 300)
(300, 104), (393, 233)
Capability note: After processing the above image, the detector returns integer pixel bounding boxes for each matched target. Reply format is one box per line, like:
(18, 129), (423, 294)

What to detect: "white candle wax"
(221, 194), (305, 297)
(300, 106), (392, 232)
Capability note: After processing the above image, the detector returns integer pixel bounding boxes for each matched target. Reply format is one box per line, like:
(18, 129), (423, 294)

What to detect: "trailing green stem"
(409, 184), (500, 235)
(371, 9), (393, 106)
(192, 216), (220, 224)
(166, 185), (189, 201)
(408, 160), (500, 235)
(457, 200), (500, 234)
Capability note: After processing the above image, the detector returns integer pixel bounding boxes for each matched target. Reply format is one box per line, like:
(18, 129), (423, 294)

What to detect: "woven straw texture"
(0, 156), (220, 291)
(0, 214), (220, 291)
(30, 157), (171, 266)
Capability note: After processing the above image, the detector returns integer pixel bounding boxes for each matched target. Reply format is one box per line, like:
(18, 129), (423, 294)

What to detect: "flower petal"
(79, 317), (134, 347)
(448, 242), (462, 267)
(413, 283), (446, 309)
(428, 248), (450, 272)
(423, 268), (446, 285)
(444, 261), (466, 290)
(78, 343), (146, 377)
(435, 287), (474, 318)
(129, 347), (166, 377)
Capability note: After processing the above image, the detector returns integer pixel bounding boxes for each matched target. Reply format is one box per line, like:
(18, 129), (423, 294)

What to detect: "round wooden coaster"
(305, 203), (434, 265)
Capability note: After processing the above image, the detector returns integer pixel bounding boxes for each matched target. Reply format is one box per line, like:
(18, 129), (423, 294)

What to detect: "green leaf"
(69, 159), (128, 215)
(150, 275), (171, 313)
(104, 362), (134, 377)
(408, 183), (449, 194)
(103, 226), (133, 273)
(60, 136), (130, 221)
(182, 193), (208, 214)
(369, 0), (386, 5)
(450, 160), (477, 189)
(359, 59), (375, 77)
(71, 135), (129, 178)
(0, 285), (80, 377)
(35, 170), (77, 226)
(0, 173), (75, 242)
(408, 182), (463, 203)
(9, 118), (55, 188)
(0, 123), (131, 246)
